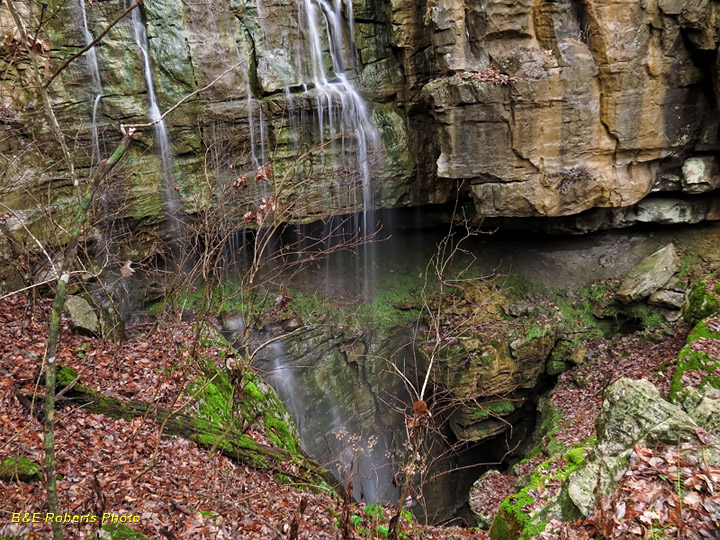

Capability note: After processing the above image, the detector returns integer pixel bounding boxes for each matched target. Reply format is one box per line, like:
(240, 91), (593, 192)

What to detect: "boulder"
(677, 385), (720, 434)
(648, 288), (685, 310)
(567, 378), (720, 515)
(682, 280), (720, 324)
(64, 295), (99, 335)
(615, 244), (680, 303)
(682, 157), (720, 195)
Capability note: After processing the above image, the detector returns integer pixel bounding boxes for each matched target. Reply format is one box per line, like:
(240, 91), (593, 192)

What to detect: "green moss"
(565, 447), (585, 466)
(0, 456), (42, 482)
(623, 303), (664, 328)
(525, 397), (564, 459)
(491, 441), (592, 539)
(242, 380), (264, 406)
(186, 360), (301, 457)
(547, 359), (570, 376)
(670, 343), (720, 402)
(683, 280), (720, 325)
(687, 319), (720, 342)
(239, 374), (300, 455)
(98, 523), (150, 540)
(490, 491), (548, 540)
(56, 366), (80, 386)
(670, 314), (720, 402)
(188, 374), (235, 427)
(265, 412), (299, 454)
(471, 400), (516, 421)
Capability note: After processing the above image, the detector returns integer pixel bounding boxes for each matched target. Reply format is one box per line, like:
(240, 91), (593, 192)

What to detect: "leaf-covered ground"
(472, 323), (720, 539)
(0, 294), (487, 539)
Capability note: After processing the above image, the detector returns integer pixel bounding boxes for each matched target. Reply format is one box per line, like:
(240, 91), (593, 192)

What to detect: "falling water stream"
(122, 0), (394, 507)
(130, 7), (182, 236)
(297, 0), (380, 298)
(78, 0), (103, 162)
(242, 0), (388, 504)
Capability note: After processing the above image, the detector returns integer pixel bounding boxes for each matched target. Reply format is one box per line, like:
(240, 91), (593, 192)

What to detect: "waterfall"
(261, 336), (392, 504)
(296, 0), (379, 298)
(246, 80), (269, 170)
(130, 7), (182, 236)
(78, 0), (103, 162)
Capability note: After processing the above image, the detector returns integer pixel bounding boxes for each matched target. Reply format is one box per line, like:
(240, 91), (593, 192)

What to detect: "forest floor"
(1, 292), (719, 539)
(0, 294), (485, 540)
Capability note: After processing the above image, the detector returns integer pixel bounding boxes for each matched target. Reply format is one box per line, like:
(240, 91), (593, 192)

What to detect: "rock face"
(419, 0), (720, 218)
(247, 323), (477, 523)
(2, 0), (720, 254)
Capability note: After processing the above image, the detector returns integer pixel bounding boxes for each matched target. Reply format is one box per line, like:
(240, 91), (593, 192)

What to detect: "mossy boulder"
(669, 316), (720, 402)
(676, 385), (720, 434)
(187, 358), (301, 456)
(566, 378), (720, 516)
(0, 456), (42, 482)
(682, 280), (720, 325)
(489, 448), (587, 540)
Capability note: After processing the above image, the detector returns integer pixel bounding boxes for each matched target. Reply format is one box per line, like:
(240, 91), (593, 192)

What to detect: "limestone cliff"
(1, 0), (720, 254)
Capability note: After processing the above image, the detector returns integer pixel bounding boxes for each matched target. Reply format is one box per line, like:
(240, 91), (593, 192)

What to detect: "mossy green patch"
(686, 319), (720, 342)
(490, 490), (548, 540)
(683, 280), (720, 325)
(470, 400), (516, 421)
(622, 303), (664, 329)
(187, 359), (301, 456)
(670, 315), (720, 402)
(490, 443), (591, 540)
(565, 447), (586, 466)
(56, 366), (80, 386)
(670, 345), (720, 402)
(0, 456), (42, 482)
(98, 523), (150, 540)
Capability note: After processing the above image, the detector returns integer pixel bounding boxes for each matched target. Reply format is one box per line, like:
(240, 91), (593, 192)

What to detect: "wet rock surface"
(3, 0), (720, 259)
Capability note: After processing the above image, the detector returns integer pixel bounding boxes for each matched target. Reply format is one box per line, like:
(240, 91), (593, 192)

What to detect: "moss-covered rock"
(567, 378), (720, 516)
(677, 385), (720, 434)
(669, 315), (720, 402)
(489, 447), (587, 540)
(186, 356), (301, 456)
(682, 280), (720, 325)
(546, 340), (587, 376)
(0, 456), (43, 482)
(451, 399), (519, 441)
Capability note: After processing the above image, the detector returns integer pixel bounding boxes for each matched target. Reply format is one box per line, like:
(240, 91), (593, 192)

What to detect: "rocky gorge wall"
(1, 0), (720, 254)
